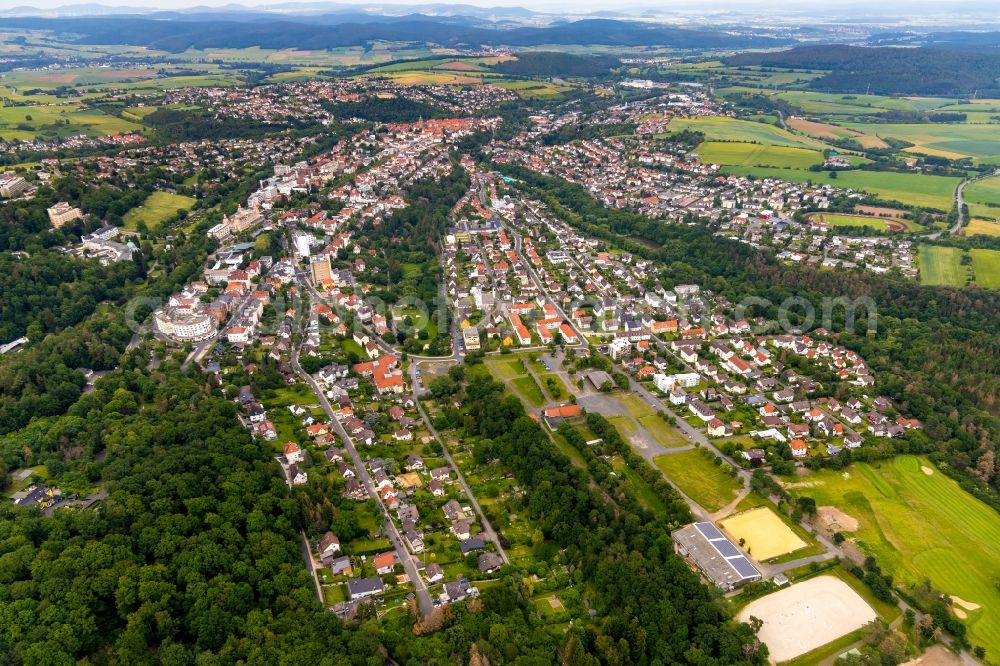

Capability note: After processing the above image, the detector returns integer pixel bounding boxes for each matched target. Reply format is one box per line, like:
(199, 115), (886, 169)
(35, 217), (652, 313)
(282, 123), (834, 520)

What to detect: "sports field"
(666, 116), (829, 150)
(123, 192), (196, 230)
(788, 456), (1000, 657)
(653, 449), (741, 512)
(738, 575), (876, 663)
(722, 166), (960, 211)
(970, 249), (1000, 288)
(918, 245), (967, 287)
(719, 506), (807, 561)
(808, 212), (914, 232)
(695, 141), (823, 169)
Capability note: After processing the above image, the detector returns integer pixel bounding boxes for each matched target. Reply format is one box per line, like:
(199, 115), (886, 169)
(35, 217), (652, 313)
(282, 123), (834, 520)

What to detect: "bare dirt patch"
(548, 596), (563, 609)
(901, 645), (964, 666)
(816, 505), (859, 533)
(856, 205), (909, 219)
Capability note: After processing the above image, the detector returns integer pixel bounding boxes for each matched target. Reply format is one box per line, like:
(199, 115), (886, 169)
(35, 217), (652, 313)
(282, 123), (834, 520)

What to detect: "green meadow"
(964, 176), (1000, 221)
(970, 249), (1000, 288)
(666, 116), (830, 150)
(919, 245), (968, 287)
(123, 192), (196, 230)
(695, 141), (823, 169)
(653, 448), (741, 512)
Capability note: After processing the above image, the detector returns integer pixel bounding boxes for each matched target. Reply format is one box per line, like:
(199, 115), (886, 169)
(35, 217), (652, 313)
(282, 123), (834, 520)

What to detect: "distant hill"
(0, 16), (792, 52)
(725, 45), (1000, 96)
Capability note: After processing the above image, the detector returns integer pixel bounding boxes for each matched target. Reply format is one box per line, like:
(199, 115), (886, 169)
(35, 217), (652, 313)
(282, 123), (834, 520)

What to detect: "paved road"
(408, 364), (510, 566)
(299, 529), (324, 603)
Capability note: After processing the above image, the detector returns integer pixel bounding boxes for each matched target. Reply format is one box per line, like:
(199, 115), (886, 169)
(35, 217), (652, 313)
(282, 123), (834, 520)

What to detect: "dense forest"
(492, 52), (621, 78)
(498, 163), (1000, 506)
(725, 45), (1000, 96)
(0, 251), (136, 342)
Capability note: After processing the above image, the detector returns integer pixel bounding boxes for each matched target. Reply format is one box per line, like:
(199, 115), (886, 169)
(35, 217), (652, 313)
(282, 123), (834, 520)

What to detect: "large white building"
(294, 232), (313, 258)
(154, 310), (218, 342)
(0, 174), (30, 198)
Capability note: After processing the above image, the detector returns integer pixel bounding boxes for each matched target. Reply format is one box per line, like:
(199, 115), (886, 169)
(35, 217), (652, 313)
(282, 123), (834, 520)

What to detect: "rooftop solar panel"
(695, 522), (725, 540)
(714, 540), (741, 558)
(730, 557), (760, 579)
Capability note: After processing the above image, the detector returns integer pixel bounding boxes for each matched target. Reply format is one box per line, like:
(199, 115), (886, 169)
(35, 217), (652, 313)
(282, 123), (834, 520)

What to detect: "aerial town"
(0, 7), (997, 666)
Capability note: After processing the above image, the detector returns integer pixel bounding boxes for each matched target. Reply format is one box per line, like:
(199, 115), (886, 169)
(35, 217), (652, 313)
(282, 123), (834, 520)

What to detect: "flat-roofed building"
(310, 254), (332, 285)
(47, 202), (83, 228)
(672, 522), (760, 590)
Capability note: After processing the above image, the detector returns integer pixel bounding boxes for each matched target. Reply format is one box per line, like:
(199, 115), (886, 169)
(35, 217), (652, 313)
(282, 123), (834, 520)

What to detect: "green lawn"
(511, 376), (545, 407)
(970, 248), (1000, 288)
(613, 393), (655, 419)
(919, 244), (968, 286)
(123, 191), (196, 230)
(538, 373), (569, 400)
(487, 358), (527, 380)
(636, 415), (690, 448)
(787, 456), (1000, 657)
(652, 449), (742, 512)
(722, 166), (961, 211)
(695, 141), (823, 169)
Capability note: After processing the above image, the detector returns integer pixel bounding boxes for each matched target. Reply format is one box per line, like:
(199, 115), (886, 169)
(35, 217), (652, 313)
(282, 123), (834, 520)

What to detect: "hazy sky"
(1, 0), (996, 17)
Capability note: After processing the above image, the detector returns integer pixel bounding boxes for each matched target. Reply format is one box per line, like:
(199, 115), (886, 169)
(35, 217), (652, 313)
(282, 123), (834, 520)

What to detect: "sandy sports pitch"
(720, 507), (807, 561)
(738, 575), (876, 663)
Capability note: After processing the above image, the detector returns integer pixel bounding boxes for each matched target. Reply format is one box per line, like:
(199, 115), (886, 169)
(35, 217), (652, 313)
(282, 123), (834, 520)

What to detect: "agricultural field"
(970, 248), (1000, 288)
(0, 66), (158, 90)
(768, 90), (959, 115)
(0, 103), (145, 141)
(918, 244), (968, 287)
(652, 448), (742, 512)
(123, 192), (197, 231)
(963, 219), (1000, 236)
(786, 116), (888, 149)
(666, 116), (830, 150)
(721, 165), (960, 210)
(788, 456), (1000, 657)
(964, 175), (1000, 221)
(695, 141), (823, 169)
(843, 121), (1000, 162)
